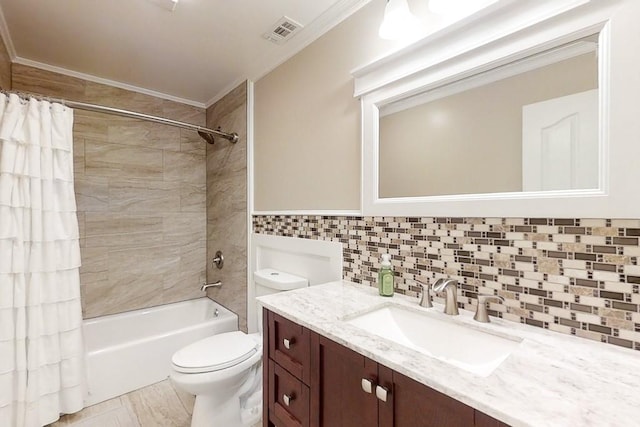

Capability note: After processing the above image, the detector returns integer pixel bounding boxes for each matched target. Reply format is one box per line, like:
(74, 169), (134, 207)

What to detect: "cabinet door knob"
(361, 378), (374, 394)
(283, 393), (295, 406)
(376, 385), (389, 402)
(283, 338), (295, 349)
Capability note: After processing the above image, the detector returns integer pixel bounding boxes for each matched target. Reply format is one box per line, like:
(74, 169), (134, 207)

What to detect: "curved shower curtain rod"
(0, 90), (239, 144)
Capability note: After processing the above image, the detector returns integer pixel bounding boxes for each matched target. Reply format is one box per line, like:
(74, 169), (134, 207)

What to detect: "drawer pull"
(283, 338), (295, 349)
(376, 385), (389, 402)
(361, 378), (374, 394)
(283, 393), (295, 406)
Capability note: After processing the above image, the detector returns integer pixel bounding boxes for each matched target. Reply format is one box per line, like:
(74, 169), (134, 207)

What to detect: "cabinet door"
(268, 360), (310, 427)
(269, 311), (311, 384)
(380, 369), (475, 427)
(475, 411), (510, 427)
(310, 333), (379, 427)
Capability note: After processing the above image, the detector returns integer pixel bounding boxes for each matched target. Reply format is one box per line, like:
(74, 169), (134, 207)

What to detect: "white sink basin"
(346, 305), (522, 377)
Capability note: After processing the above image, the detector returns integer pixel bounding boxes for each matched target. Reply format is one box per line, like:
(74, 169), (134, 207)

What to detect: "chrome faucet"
(201, 280), (222, 292)
(432, 278), (459, 315)
(474, 294), (505, 323)
(417, 281), (433, 308)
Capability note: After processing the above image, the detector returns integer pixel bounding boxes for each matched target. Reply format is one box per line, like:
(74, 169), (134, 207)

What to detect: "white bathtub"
(83, 298), (238, 407)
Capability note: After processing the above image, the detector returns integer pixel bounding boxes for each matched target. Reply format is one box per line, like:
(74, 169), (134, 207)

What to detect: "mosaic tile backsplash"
(253, 215), (640, 351)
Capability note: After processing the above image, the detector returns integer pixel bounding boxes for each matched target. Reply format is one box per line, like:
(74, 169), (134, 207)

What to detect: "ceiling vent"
(263, 16), (303, 44)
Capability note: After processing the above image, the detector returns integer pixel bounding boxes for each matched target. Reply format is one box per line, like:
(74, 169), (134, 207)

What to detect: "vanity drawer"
(268, 311), (310, 384)
(268, 359), (310, 427)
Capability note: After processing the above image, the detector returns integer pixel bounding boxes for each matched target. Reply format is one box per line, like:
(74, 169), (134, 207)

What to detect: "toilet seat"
(172, 331), (259, 374)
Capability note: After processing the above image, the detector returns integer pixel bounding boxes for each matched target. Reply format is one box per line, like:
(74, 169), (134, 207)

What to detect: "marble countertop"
(258, 280), (640, 427)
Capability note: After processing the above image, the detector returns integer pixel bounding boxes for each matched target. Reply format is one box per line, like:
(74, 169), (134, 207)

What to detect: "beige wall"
(12, 64), (207, 318)
(379, 53), (598, 197)
(254, 0), (404, 211)
(205, 82), (248, 331)
(0, 35), (10, 90)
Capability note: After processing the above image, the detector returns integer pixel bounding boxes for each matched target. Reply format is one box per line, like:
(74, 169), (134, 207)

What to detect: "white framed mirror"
(355, 0), (640, 218)
(379, 37), (599, 198)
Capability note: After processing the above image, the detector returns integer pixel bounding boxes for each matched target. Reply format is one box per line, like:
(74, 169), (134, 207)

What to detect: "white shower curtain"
(0, 94), (85, 426)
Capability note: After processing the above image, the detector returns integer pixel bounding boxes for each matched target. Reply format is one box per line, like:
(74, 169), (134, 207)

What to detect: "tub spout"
(201, 281), (222, 291)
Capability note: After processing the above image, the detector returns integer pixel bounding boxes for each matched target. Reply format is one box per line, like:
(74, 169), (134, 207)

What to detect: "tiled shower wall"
(205, 82), (248, 332)
(0, 36), (10, 90)
(13, 64), (208, 318)
(254, 215), (640, 351)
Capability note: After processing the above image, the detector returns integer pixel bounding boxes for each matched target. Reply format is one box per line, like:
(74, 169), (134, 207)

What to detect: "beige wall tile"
(73, 139), (85, 177)
(85, 213), (163, 236)
(164, 151), (206, 184)
(75, 176), (109, 212)
(206, 81), (248, 332)
(73, 111), (109, 141)
(85, 140), (164, 180)
(162, 213), (206, 245)
(12, 64), (87, 99)
(85, 231), (164, 250)
(79, 247), (108, 286)
(180, 183), (206, 212)
(0, 36), (10, 90)
(107, 120), (181, 151)
(206, 82), (247, 125)
(179, 129), (206, 154)
(84, 83), (164, 115)
(178, 240), (206, 279)
(82, 276), (163, 318)
(109, 244), (181, 275)
(109, 179), (181, 213)
(162, 100), (205, 125)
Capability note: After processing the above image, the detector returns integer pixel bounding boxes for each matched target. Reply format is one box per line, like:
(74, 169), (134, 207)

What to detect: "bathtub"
(83, 298), (238, 407)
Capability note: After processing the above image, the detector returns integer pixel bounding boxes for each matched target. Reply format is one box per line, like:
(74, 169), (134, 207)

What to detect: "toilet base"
(191, 393), (243, 427)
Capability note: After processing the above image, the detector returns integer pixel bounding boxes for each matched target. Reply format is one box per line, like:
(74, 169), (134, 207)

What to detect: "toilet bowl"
(170, 331), (262, 427)
(170, 268), (309, 427)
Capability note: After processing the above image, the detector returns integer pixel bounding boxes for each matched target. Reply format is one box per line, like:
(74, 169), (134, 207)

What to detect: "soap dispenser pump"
(378, 254), (394, 297)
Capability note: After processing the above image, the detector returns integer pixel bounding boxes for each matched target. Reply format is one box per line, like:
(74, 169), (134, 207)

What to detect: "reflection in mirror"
(378, 36), (599, 198)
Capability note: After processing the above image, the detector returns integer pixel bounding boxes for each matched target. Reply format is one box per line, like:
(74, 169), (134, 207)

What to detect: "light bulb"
(379, 0), (421, 41)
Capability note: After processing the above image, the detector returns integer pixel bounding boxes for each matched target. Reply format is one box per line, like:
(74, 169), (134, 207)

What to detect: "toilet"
(170, 269), (308, 427)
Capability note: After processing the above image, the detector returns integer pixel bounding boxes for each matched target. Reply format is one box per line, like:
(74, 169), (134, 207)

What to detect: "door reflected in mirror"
(378, 36), (599, 198)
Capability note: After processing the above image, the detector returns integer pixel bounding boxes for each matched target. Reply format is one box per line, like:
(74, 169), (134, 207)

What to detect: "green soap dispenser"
(378, 254), (394, 297)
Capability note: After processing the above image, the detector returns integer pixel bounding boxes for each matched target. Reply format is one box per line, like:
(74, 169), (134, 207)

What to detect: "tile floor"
(49, 380), (261, 427)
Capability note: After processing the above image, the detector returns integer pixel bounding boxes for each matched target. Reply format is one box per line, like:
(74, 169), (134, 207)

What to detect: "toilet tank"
(254, 268), (308, 296)
(253, 268), (308, 331)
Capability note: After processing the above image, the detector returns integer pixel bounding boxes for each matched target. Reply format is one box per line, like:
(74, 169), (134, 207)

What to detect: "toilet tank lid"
(254, 268), (308, 291)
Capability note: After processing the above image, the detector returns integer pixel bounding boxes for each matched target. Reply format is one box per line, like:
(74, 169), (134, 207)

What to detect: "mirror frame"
(354, 0), (640, 218)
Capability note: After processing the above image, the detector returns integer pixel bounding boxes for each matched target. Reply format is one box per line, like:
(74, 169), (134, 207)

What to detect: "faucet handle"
(432, 278), (458, 292)
(474, 294), (505, 323)
(416, 281), (433, 308)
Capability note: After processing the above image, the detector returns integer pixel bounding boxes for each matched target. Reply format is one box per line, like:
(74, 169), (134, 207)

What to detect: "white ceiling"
(0, 0), (370, 107)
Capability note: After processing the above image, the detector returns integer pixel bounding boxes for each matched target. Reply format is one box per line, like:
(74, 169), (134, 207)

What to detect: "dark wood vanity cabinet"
(310, 333), (380, 426)
(264, 309), (509, 427)
(264, 310), (311, 427)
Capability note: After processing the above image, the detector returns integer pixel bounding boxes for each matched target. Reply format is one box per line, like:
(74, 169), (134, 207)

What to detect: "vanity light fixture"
(378, 0), (421, 40)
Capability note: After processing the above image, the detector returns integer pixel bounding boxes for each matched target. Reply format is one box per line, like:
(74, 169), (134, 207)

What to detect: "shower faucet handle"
(212, 250), (224, 269)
